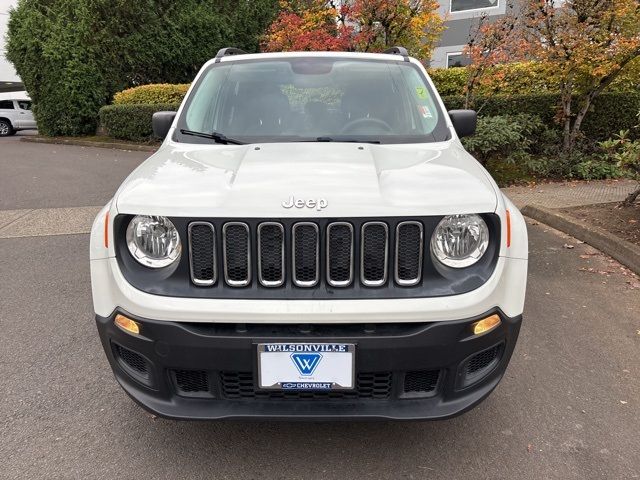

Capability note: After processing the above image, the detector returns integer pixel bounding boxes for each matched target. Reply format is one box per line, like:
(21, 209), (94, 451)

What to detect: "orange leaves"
(261, 0), (444, 60)
(262, 1), (352, 52)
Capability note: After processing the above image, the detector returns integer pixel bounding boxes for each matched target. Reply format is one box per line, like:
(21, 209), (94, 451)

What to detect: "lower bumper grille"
(402, 370), (440, 398)
(220, 371), (393, 400)
(460, 343), (504, 388)
(172, 369), (211, 397)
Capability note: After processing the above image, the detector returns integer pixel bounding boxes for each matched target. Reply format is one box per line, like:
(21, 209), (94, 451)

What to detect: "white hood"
(115, 141), (498, 218)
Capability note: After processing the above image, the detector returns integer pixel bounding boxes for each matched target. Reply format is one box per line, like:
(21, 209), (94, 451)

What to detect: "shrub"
(462, 115), (536, 164)
(599, 126), (640, 204)
(113, 84), (190, 105)
(428, 67), (468, 97)
(572, 159), (625, 180)
(99, 103), (180, 141)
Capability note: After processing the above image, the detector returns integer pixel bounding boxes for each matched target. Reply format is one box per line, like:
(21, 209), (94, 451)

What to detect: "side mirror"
(448, 110), (477, 138)
(152, 111), (177, 139)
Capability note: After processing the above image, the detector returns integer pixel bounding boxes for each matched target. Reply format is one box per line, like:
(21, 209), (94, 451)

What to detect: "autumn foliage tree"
(465, 0), (640, 153)
(261, 1), (352, 51)
(262, 0), (445, 60)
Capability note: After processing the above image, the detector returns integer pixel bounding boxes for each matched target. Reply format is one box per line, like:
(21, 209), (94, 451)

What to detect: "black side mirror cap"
(152, 111), (177, 139)
(448, 110), (477, 138)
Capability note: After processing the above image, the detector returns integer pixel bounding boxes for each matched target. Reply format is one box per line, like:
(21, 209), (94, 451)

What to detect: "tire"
(0, 119), (14, 137)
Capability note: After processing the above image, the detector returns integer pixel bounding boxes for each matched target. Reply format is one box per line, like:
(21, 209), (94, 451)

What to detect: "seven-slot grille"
(188, 220), (426, 289)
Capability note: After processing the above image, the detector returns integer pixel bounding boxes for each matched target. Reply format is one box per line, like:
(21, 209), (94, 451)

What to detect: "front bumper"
(96, 309), (521, 420)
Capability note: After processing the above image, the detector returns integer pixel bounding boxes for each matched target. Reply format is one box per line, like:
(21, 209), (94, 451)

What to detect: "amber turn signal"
(114, 314), (140, 335)
(471, 314), (501, 335)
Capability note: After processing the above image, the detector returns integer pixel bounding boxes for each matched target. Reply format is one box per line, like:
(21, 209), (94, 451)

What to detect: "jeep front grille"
(191, 219), (431, 290)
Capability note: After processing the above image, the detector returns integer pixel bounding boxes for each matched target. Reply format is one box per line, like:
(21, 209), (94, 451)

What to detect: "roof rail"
(214, 47), (247, 63)
(383, 46), (410, 62)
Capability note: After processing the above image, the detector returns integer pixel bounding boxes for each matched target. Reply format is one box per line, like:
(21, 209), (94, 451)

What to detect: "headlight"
(430, 214), (489, 268)
(126, 215), (181, 268)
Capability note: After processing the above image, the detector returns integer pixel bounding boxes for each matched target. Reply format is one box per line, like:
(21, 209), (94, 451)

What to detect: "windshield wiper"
(180, 129), (245, 145)
(315, 136), (381, 144)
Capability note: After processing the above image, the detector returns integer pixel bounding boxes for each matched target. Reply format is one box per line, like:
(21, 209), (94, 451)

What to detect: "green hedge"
(99, 103), (180, 141)
(442, 92), (640, 141)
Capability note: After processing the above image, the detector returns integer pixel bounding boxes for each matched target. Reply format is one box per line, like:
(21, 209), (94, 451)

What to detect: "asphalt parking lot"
(1, 135), (639, 479)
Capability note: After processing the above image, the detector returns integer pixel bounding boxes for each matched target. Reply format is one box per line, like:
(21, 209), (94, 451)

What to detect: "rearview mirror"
(448, 110), (477, 138)
(152, 111), (177, 139)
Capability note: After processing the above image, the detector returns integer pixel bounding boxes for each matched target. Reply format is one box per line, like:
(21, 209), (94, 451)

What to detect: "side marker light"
(115, 314), (140, 335)
(471, 314), (501, 335)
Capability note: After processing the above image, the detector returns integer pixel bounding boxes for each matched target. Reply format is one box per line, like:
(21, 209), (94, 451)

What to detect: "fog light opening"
(471, 314), (501, 336)
(115, 314), (140, 335)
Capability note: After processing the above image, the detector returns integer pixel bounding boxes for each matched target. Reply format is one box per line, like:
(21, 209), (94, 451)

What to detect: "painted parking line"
(0, 206), (101, 238)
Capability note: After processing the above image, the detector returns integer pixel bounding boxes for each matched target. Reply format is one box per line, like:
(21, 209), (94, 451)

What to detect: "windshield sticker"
(418, 105), (433, 118)
(415, 87), (428, 100)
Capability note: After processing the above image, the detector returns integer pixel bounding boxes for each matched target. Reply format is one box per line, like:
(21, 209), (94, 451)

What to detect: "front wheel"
(0, 119), (15, 137)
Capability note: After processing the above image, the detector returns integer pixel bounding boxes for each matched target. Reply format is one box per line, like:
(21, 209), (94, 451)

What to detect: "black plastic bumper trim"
(95, 308), (521, 420)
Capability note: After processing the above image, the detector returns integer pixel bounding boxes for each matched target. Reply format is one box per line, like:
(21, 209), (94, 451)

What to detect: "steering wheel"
(340, 117), (393, 135)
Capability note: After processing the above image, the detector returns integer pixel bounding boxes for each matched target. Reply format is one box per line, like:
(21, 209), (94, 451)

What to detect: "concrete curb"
(522, 205), (640, 275)
(20, 136), (158, 152)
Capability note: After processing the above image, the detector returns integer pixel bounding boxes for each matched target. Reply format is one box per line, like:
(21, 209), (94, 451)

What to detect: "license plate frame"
(256, 343), (356, 391)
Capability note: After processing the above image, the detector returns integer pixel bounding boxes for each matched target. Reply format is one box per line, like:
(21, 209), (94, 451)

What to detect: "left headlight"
(126, 215), (181, 268)
(430, 214), (489, 268)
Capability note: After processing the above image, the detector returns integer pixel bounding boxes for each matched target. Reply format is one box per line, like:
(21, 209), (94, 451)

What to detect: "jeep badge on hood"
(282, 196), (328, 211)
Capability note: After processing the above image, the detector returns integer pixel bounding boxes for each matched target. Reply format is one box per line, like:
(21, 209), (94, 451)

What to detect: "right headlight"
(126, 215), (181, 268)
(430, 214), (489, 268)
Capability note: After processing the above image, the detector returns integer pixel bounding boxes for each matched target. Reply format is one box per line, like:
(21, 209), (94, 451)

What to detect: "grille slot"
(223, 222), (251, 287)
(257, 222), (285, 287)
(361, 222), (388, 286)
(113, 343), (149, 381)
(402, 370), (440, 397)
(395, 221), (423, 286)
(220, 371), (392, 400)
(292, 222), (319, 287)
(172, 370), (211, 396)
(188, 222), (216, 286)
(466, 344), (501, 376)
(327, 222), (354, 287)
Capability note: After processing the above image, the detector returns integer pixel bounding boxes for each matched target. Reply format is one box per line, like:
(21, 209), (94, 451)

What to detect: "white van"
(0, 98), (37, 136)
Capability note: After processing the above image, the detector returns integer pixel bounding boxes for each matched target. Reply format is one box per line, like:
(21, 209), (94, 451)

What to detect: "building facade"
(431, 0), (507, 68)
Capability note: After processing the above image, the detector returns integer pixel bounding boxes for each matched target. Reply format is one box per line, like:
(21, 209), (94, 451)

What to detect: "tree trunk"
(622, 185), (640, 207)
(561, 91), (573, 153)
(568, 94), (595, 150)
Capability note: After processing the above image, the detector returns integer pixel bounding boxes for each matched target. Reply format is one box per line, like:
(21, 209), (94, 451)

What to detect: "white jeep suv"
(0, 98), (37, 136)
(90, 48), (528, 420)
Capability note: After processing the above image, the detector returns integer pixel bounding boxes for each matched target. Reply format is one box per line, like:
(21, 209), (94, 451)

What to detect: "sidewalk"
(506, 179), (640, 275)
(502, 179), (638, 209)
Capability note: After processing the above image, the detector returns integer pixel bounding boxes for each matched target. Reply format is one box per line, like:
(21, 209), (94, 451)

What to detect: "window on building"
(447, 53), (472, 68)
(450, 0), (499, 13)
(0, 100), (14, 109)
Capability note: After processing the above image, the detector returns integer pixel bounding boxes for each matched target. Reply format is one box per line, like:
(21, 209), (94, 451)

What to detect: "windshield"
(175, 57), (449, 144)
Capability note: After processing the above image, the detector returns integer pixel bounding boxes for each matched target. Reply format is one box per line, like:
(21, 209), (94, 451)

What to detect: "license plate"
(257, 343), (355, 390)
